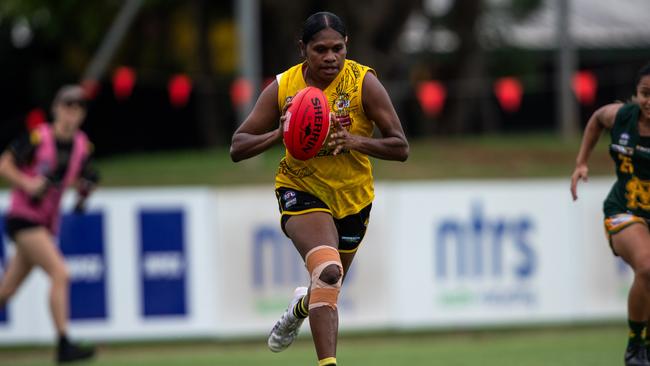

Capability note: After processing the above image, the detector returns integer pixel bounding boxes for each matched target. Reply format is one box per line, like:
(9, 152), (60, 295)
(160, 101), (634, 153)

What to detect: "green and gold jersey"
(604, 103), (650, 218)
(275, 59), (376, 218)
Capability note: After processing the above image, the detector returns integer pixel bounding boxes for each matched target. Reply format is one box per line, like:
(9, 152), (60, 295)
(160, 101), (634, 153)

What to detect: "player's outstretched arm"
(230, 81), (283, 162)
(570, 102), (622, 201)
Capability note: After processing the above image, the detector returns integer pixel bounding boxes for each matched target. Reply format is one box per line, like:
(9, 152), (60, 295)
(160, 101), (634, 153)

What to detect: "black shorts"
(5, 217), (41, 241)
(275, 187), (372, 253)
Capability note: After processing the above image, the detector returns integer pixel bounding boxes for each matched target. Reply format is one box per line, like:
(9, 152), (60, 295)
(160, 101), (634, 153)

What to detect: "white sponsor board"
(0, 188), (219, 343)
(213, 187), (393, 335)
(384, 178), (629, 328)
(0, 178), (631, 344)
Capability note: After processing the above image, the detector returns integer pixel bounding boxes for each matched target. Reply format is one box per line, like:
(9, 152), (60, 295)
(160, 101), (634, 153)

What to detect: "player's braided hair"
(301, 11), (346, 44)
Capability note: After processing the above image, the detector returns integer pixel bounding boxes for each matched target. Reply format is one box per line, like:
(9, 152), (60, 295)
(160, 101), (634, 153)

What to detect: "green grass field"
(93, 133), (614, 187)
(0, 325), (626, 365)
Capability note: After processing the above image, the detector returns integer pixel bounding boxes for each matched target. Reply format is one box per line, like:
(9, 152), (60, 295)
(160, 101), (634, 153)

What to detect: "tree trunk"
(445, 0), (497, 134)
(192, 0), (220, 146)
(260, 0), (312, 75)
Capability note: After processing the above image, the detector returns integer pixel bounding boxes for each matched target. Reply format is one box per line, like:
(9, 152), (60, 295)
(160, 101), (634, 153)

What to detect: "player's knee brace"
(305, 245), (343, 310)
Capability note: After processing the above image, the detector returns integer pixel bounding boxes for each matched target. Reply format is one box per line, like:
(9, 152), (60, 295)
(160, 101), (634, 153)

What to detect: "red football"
(283, 86), (330, 160)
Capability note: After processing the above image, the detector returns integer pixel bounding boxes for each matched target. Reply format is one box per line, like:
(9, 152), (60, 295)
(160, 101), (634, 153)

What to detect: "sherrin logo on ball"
(283, 86), (330, 160)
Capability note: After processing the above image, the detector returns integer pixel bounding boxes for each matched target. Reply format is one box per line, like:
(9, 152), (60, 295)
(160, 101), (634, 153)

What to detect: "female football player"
(571, 62), (650, 366)
(230, 11), (408, 366)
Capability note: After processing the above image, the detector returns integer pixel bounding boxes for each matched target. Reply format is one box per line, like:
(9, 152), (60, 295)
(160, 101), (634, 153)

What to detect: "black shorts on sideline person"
(5, 217), (41, 241)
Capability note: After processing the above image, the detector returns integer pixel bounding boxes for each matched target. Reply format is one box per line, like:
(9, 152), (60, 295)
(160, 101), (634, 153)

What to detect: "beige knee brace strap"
(305, 245), (343, 310)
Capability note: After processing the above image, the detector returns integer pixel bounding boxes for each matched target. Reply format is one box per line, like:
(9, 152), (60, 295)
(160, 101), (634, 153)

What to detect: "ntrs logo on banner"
(252, 225), (305, 288)
(432, 202), (537, 307)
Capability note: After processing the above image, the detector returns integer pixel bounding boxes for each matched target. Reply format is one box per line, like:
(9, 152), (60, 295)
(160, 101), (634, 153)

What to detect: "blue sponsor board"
(140, 210), (187, 317)
(59, 212), (107, 320)
(0, 215), (7, 323)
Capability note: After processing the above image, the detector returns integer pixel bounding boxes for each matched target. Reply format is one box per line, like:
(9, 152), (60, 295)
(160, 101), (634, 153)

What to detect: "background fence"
(0, 178), (628, 344)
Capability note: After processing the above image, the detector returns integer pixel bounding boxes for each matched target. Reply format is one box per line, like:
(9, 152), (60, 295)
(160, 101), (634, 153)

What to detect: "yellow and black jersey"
(275, 59), (375, 218)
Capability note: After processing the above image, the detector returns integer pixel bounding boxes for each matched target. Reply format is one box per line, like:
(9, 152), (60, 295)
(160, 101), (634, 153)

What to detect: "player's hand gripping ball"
(283, 86), (330, 160)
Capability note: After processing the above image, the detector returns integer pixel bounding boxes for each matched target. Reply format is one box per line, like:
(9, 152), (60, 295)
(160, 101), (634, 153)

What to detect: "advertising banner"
(0, 179), (630, 344)
(139, 209), (187, 317)
(385, 181), (582, 327)
(59, 212), (107, 321)
(0, 189), (218, 343)
(214, 187), (393, 335)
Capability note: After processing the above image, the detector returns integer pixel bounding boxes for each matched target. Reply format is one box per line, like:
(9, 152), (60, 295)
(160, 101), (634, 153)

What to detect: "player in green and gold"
(572, 62), (650, 366)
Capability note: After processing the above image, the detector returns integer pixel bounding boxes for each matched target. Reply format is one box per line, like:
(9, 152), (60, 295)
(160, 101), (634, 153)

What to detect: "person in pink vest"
(0, 85), (98, 364)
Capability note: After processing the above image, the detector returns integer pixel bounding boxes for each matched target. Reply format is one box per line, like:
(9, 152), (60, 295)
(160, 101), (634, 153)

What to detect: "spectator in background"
(0, 84), (98, 364)
(230, 11), (408, 366)
(571, 62), (650, 366)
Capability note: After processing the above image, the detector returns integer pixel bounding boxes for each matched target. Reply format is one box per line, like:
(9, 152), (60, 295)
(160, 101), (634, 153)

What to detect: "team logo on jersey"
(335, 96), (350, 111)
(620, 133), (630, 146)
(334, 94), (352, 128)
(626, 176), (650, 210)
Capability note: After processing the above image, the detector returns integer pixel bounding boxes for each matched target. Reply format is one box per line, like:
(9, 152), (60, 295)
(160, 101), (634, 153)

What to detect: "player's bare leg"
(0, 246), (34, 309)
(306, 261), (341, 366)
(16, 228), (70, 335)
(611, 224), (650, 366)
(15, 227), (95, 364)
(278, 212), (341, 366)
(269, 249), (357, 356)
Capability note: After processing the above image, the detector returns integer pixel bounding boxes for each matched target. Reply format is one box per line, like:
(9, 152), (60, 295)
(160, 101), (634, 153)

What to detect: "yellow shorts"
(604, 213), (648, 255)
